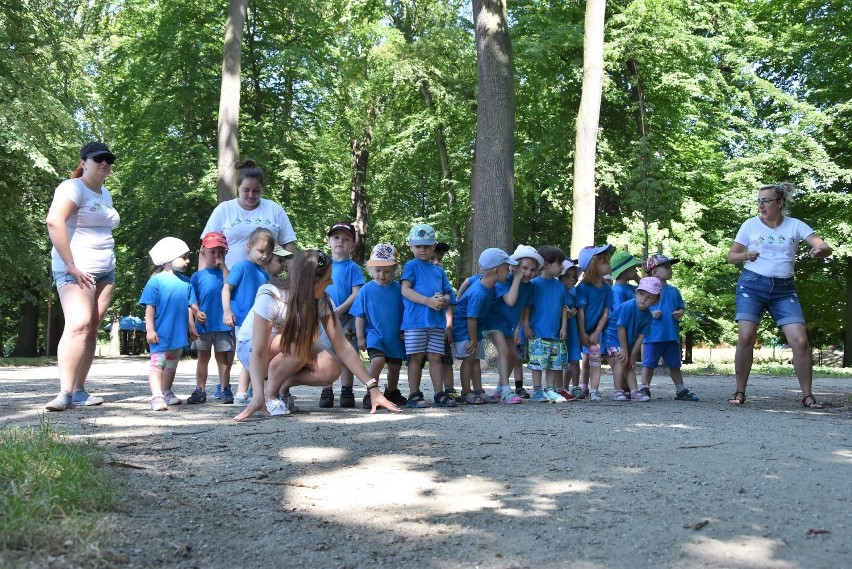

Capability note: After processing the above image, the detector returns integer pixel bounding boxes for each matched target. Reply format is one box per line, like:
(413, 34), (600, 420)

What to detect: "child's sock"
(341, 386), (353, 393)
(515, 380), (524, 390)
(581, 383), (588, 392)
(674, 383), (686, 393)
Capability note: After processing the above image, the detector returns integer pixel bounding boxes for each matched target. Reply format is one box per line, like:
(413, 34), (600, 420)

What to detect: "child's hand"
(588, 332), (599, 345)
(212, 251), (225, 269)
(426, 294), (443, 310)
(146, 330), (158, 344)
(627, 354), (637, 367)
(559, 327), (567, 341)
(651, 310), (662, 319)
(357, 338), (366, 351)
(616, 351), (627, 365)
(672, 309), (684, 321)
(579, 332), (590, 347)
(223, 310), (235, 327)
(524, 324), (535, 341)
(194, 310), (207, 325)
(513, 330), (521, 345)
(565, 307), (577, 318)
(189, 327), (199, 342)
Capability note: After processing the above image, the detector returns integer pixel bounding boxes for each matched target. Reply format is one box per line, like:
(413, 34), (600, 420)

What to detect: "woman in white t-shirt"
(45, 142), (121, 411)
(234, 250), (401, 421)
(726, 182), (832, 408)
(200, 159), (296, 270)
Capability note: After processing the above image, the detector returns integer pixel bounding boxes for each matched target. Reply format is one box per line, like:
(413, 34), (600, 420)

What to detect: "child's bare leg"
(367, 356), (386, 380)
(580, 354), (590, 391)
(215, 350), (234, 388)
(386, 362), (401, 392)
(531, 369), (543, 390)
(196, 349), (211, 389)
(571, 360), (580, 387)
(561, 367), (572, 390)
(641, 366), (655, 387)
(609, 359), (624, 392)
(340, 365), (354, 388)
(148, 366), (163, 396)
(669, 367), (684, 386)
(625, 366), (639, 392)
(459, 357), (474, 393)
(427, 352), (444, 395)
(442, 362), (454, 391)
(489, 332), (512, 388)
(236, 367), (251, 397)
(545, 369), (560, 390)
(471, 359), (483, 392)
(407, 353), (425, 394)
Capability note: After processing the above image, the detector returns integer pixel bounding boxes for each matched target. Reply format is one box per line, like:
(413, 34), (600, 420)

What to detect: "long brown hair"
(583, 250), (612, 285)
(277, 250), (333, 363)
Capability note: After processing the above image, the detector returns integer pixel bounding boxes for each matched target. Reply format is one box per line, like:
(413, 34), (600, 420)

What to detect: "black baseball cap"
(80, 141), (115, 161)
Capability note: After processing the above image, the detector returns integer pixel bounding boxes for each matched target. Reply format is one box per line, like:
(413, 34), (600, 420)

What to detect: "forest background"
(2, 0), (851, 362)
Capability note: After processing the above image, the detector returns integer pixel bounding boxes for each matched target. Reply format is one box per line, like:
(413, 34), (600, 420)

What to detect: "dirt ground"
(2, 357), (851, 569)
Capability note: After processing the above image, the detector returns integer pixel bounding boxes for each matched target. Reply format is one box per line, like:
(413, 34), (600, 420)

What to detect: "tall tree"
(471, 0), (515, 259)
(217, 0), (248, 203)
(570, 0), (605, 258)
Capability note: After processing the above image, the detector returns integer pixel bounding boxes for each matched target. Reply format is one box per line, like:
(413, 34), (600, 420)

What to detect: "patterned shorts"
(527, 337), (567, 371)
(150, 348), (182, 371)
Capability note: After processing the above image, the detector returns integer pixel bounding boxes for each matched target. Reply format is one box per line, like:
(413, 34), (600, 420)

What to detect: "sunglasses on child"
(89, 155), (116, 165)
(314, 250), (330, 272)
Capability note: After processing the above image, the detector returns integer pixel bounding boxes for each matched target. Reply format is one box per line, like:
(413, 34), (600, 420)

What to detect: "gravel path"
(2, 357), (850, 568)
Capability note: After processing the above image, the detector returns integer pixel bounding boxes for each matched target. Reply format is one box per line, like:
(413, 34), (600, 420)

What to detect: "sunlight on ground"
(682, 535), (797, 569)
(832, 449), (852, 464)
(633, 422), (701, 430)
(278, 453), (603, 536)
(281, 446), (349, 464)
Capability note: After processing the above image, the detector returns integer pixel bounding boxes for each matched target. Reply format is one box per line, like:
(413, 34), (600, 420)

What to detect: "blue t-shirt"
(225, 260), (268, 327)
(603, 283), (636, 347)
(190, 268), (230, 334)
(644, 283), (685, 343)
(350, 280), (405, 360)
(401, 259), (456, 330)
(528, 276), (568, 339)
(606, 298), (652, 349)
(326, 259), (365, 312)
(480, 273), (533, 337)
(139, 271), (196, 352)
(452, 279), (496, 342)
(575, 281), (614, 335)
(563, 287), (581, 361)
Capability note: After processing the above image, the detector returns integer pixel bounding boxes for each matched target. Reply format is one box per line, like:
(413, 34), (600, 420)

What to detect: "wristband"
(365, 378), (379, 390)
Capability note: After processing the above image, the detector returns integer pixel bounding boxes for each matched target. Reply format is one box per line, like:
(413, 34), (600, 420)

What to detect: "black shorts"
(367, 348), (403, 366)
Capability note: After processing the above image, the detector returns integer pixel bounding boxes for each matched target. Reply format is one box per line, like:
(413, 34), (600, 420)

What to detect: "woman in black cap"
(44, 142), (120, 411)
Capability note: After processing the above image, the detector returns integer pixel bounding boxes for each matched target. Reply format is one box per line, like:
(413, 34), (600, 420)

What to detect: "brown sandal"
(728, 391), (746, 405)
(801, 394), (824, 409)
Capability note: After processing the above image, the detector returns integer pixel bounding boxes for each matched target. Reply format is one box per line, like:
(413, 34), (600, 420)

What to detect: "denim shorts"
(53, 269), (115, 291)
(735, 269), (805, 327)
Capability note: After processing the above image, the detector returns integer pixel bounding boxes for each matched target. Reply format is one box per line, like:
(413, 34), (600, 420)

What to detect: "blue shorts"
(53, 269), (115, 291)
(642, 341), (681, 369)
(453, 339), (485, 360)
(735, 269), (805, 327)
(527, 337), (567, 371)
(236, 339), (252, 367)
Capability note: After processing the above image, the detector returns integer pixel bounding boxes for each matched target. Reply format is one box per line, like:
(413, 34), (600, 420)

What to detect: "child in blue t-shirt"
(223, 227), (274, 404)
(352, 244), (408, 409)
(452, 248), (516, 405)
(605, 277), (661, 402)
(641, 254), (700, 401)
(523, 246), (569, 403)
(140, 237), (197, 411)
(603, 251), (641, 398)
(558, 259), (581, 400)
(575, 244), (615, 402)
(188, 232), (235, 404)
(320, 221), (366, 409)
(401, 223), (456, 408)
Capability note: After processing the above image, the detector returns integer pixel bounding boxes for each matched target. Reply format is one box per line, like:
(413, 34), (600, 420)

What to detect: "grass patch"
(0, 357), (56, 367)
(683, 362), (852, 378)
(0, 420), (118, 564)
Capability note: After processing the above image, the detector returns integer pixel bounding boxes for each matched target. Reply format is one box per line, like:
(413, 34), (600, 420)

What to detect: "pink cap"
(637, 276), (662, 296)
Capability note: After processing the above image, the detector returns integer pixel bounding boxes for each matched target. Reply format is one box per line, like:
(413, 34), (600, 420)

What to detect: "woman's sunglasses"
(90, 155), (116, 165)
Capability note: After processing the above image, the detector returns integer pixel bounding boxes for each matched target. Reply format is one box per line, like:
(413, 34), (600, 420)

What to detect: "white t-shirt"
(734, 216), (814, 278)
(50, 178), (120, 274)
(238, 284), (334, 348)
(201, 199), (296, 269)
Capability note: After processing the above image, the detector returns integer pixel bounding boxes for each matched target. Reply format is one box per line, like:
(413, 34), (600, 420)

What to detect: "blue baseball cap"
(578, 244), (614, 271)
(479, 248), (518, 271)
(408, 223), (436, 245)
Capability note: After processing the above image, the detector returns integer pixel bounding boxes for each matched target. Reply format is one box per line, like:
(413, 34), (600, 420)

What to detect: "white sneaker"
(544, 388), (566, 403)
(266, 398), (291, 416)
(589, 390), (602, 402)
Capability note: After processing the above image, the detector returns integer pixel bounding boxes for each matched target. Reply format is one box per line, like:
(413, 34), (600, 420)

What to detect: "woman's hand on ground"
(369, 391), (402, 414)
(234, 398), (271, 422)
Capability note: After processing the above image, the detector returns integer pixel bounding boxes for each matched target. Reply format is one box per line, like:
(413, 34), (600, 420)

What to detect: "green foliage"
(0, 420), (117, 554)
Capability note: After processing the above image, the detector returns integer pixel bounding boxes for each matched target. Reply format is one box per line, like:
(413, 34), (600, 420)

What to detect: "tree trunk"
(419, 80), (463, 266)
(570, 0), (606, 258)
(472, 0), (515, 262)
(350, 124), (373, 265)
(216, 0), (247, 203)
(10, 293), (39, 357)
(627, 58), (651, 256)
(844, 255), (852, 367)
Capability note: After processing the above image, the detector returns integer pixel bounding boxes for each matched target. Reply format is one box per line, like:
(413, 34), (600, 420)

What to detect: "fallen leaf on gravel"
(683, 520), (710, 530)
(806, 528), (831, 536)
